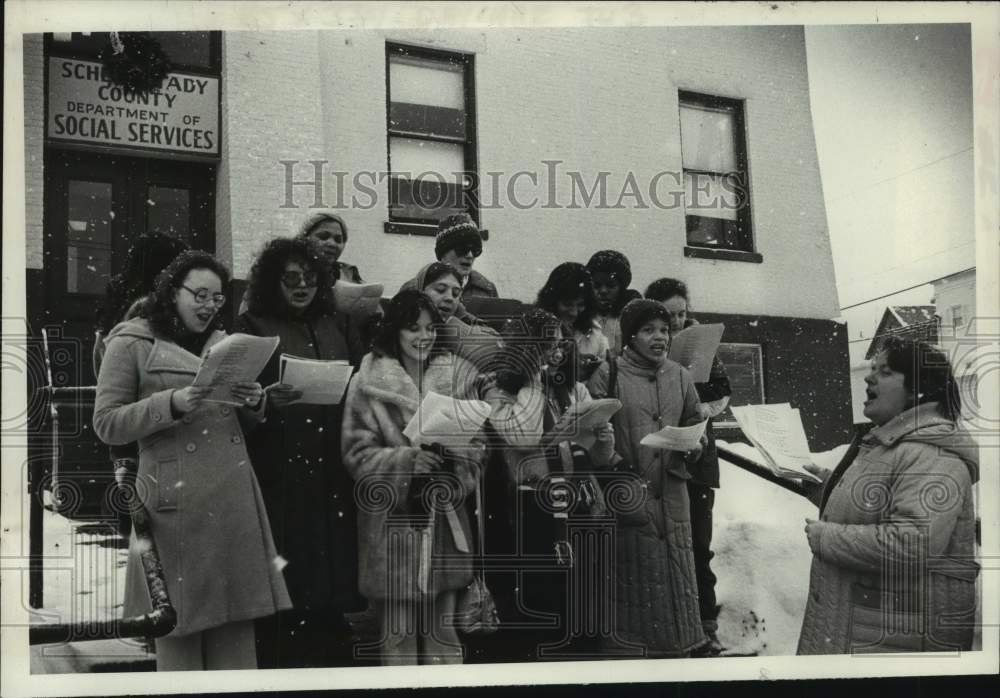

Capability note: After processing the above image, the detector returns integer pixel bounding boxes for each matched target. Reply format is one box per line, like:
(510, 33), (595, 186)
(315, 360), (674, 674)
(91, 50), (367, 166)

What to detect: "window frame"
(678, 90), (760, 263)
(384, 41), (479, 237)
(44, 31), (222, 76)
(713, 341), (766, 429)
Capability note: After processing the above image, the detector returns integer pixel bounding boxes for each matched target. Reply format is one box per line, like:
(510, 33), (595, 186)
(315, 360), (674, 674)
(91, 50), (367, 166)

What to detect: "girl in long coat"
(93, 251), (291, 671)
(341, 290), (484, 665)
(587, 299), (707, 657)
(797, 337), (979, 654)
(237, 237), (365, 668)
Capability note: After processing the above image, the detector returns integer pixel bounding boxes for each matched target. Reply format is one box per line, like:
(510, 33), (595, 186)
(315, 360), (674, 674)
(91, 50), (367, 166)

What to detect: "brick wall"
(24, 34), (45, 270)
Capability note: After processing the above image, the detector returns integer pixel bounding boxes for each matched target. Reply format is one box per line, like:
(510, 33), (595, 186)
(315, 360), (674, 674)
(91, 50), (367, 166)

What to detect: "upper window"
(951, 304), (966, 330)
(679, 91), (753, 255)
(47, 32), (221, 73)
(386, 43), (478, 235)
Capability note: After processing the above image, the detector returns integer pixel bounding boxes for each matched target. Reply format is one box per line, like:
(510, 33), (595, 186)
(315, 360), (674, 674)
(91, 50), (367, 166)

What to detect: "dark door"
(44, 150), (216, 381)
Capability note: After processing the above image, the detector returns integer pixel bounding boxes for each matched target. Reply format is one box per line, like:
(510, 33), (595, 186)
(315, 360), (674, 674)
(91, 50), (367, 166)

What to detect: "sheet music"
(332, 280), (384, 317)
(731, 403), (820, 482)
(640, 419), (708, 452)
(668, 323), (725, 383)
(191, 333), (280, 405)
(542, 398), (622, 450)
(278, 355), (353, 405)
(403, 391), (492, 447)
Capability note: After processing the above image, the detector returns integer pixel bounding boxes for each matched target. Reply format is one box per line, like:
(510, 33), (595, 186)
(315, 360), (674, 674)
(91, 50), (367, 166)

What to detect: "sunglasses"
(281, 271), (319, 288)
(181, 285), (227, 307)
(451, 245), (482, 259)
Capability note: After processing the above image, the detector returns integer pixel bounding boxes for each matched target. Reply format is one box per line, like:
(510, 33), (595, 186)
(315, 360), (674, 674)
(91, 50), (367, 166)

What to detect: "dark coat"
(341, 352), (482, 601)
(680, 316), (732, 489)
(797, 403), (980, 654)
(587, 348), (706, 656)
(236, 310), (365, 614)
(93, 319), (292, 637)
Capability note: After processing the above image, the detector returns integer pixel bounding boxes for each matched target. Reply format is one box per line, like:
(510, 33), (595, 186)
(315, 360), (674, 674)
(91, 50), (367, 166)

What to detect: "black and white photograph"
(2, 1), (997, 694)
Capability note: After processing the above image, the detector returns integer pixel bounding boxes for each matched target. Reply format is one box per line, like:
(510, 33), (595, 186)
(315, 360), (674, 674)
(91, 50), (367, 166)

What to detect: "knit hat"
(619, 299), (671, 348)
(298, 210), (348, 242)
(586, 250), (632, 288)
(434, 213), (484, 260)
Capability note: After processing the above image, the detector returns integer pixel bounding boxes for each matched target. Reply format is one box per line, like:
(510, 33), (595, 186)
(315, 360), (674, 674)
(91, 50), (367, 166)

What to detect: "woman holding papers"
(797, 337), (979, 654)
(93, 250), (291, 671)
(586, 299), (707, 657)
(485, 307), (615, 660)
(341, 290), (484, 665)
(535, 262), (610, 377)
(237, 237), (364, 668)
(416, 261), (501, 371)
(646, 277), (732, 656)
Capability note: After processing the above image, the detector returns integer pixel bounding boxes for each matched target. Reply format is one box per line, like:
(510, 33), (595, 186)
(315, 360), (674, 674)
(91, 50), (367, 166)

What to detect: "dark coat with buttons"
(797, 403), (980, 654)
(93, 319), (292, 637)
(587, 348), (706, 656)
(235, 310), (365, 615)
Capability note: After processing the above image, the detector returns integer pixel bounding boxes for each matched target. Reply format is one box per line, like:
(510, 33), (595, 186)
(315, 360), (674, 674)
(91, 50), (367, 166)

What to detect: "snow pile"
(712, 440), (849, 656)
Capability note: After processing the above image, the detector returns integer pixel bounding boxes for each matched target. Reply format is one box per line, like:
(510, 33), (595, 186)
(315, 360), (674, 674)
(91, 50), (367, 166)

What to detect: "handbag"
(454, 475), (499, 635)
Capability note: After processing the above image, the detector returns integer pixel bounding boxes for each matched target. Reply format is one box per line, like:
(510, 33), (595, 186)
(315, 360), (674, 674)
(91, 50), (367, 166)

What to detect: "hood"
(868, 402), (979, 483)
(106, 317), (156, 342)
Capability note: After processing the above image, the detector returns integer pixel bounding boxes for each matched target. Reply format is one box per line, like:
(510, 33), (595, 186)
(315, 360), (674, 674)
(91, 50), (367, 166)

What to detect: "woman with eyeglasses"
(535, 262), (609, 380)
(399, 213), (498, 324)
(235, 237), (365, 668)
(482, 308), (615, 661)
(93, 250), (291, 671)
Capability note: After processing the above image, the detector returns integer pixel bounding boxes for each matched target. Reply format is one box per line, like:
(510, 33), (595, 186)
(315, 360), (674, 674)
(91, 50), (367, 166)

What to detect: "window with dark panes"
(714, 342), (765, 428)
(48, 31), (219, 72)
(679, 91), (753, 252)
(386, 43), (477, 234)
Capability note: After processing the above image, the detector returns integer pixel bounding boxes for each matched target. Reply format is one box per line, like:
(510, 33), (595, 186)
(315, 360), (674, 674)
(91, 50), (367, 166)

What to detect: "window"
(951, 304), (965, 330)
(47, 31), (220, 72)
(678, 91), (758, 262)
(386, 43), (478, 235)
(714, 342), (765, 428)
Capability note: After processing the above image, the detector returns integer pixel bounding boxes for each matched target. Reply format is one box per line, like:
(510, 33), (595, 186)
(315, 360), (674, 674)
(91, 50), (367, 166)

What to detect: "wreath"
(98, 32), (173, 94)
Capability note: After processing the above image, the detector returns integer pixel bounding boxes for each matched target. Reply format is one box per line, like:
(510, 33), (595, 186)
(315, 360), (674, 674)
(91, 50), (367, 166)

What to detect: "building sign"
(47, 57), (219, 157)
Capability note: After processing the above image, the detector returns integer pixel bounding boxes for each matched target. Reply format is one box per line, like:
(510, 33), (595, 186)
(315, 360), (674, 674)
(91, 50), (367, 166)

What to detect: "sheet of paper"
(640, 419), (708, 452)
(542, 398), (622, 449)
(333, 280), (384, 317)
(278, 355), (353, 405)
(730, 403), (820, 482)
(668, 323), (725, 383)
(192, 333), (280, 405)
(403, 391), (492, 447)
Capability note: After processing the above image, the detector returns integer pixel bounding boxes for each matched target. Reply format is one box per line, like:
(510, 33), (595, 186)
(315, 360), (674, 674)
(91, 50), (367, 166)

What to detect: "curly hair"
(244, 237), (335, 318)
(139, 250), (230, 341)
(492, 307), (577, 399)
(535, 262), (599, 334)
(586, 249), (634, 316)
(371, 290), (446, 363)
(644, 277), (689, 304)
(877, 335), (962, 421)
(96, 233), (189, 333)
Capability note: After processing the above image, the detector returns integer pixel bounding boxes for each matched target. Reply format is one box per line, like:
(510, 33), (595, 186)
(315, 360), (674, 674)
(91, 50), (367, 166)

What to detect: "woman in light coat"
(93, 251), (291, 671)
(341, 290), (485, 665)
(587, 299), (707, 657)
(797, 336), (979, 654)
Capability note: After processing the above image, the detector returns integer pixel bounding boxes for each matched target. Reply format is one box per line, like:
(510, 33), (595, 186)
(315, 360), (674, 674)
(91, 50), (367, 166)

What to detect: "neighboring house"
(23, 27), (853, 514)
(864, 305), (940, 359)
(932, 268), (978, 414)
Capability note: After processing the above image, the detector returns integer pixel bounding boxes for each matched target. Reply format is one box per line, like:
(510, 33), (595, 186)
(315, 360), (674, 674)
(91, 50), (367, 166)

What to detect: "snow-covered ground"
(712, 440), (848, 656)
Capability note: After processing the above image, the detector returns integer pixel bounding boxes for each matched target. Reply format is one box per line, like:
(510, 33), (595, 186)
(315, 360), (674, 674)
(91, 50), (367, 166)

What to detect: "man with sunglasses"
(399, 212), (499, 323)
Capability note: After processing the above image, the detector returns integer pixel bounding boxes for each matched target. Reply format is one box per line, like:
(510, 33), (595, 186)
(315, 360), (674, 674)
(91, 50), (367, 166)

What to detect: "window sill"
(384, 221), (489, 240)
(684, 246), (763, 263)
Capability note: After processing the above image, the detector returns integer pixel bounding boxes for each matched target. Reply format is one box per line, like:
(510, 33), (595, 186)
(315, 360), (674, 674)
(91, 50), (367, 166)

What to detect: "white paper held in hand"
(278, 354), (354, 405)
(640, 419), (708, 452)
(191, 333), (280, 405)
(668, 323), (725, 383)
(730, 403), (821, 482)
(542, 398), (622, 450)
(403, 391), (492, 447)
(332, 281), (384, 317)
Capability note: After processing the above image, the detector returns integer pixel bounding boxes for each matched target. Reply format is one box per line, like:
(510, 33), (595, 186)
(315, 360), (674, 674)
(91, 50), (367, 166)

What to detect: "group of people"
(92, 210), (980, 671)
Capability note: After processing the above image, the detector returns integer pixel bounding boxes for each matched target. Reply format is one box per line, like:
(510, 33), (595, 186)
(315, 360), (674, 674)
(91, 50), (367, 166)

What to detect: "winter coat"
(337, 261), (363, 284)
(438, 315), (502, 372)
(587, 348), (707, 656)
(341, 352), (483, 601)
(92, 319), (292, 637)
(235, 310), (364, 615)
(594, 314), (623, 358)
(399, 268), (499, 325)
(797, 403), (980, 654)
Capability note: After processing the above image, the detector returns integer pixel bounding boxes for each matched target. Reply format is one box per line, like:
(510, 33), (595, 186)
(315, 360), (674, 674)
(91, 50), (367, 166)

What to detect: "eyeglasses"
(452, 245), (482, 259)
(181, 285), (227, 307)
(281, 271), (319, 288)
